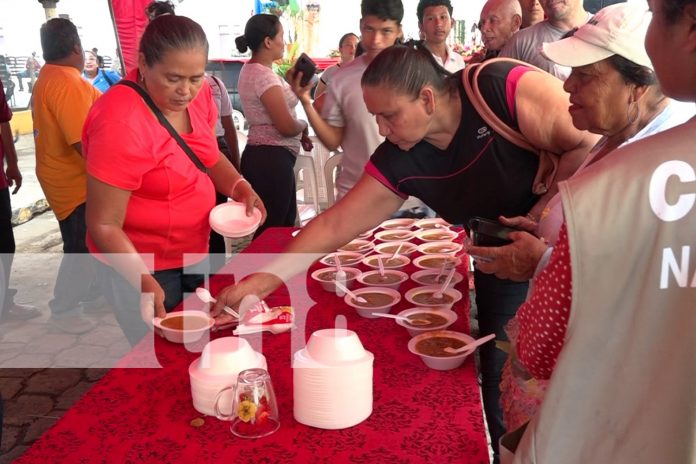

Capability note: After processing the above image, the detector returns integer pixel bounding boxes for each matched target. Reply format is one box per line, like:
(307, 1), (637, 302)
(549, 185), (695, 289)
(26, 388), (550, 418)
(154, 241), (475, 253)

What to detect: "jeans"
(48, 203), (98, 316)
(15, 70), (36, 91)
(474, 269), (528, 462)
(98, 260), (206, 346)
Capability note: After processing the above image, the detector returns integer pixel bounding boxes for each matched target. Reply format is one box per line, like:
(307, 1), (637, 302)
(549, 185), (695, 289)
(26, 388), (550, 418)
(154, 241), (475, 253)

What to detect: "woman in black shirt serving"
(212, 43), (597, 455)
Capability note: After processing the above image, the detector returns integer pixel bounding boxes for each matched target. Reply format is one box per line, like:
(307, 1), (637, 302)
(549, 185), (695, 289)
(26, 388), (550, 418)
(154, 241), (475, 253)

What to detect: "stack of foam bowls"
(189, 337), (267, 416)
(293, 329), (374, 429)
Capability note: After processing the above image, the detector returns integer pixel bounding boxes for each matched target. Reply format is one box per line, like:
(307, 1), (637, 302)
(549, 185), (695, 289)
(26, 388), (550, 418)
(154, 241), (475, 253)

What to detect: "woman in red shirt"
(84, 15), (265, 345)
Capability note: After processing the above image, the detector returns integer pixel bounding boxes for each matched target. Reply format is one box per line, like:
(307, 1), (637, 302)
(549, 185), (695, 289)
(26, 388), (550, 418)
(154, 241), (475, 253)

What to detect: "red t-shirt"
(83, 72), (219, 270)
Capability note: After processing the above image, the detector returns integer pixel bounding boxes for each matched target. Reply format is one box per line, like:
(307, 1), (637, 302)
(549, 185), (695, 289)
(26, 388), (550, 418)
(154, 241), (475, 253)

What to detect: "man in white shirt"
(499, 0), (591, 80)
(287, 0), (404, 200)
(416, 0), (465, 73)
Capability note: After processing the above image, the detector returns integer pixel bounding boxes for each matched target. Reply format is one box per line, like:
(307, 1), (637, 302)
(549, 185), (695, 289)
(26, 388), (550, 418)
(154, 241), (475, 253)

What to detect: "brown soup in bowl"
(366, 257), (405, 268)
(351, 292), (395, 308)
(406, 312), (448, 327)
(362, 273), (402, 285)
(415, 336), (466, 357)
(418, 257), (456, 268)
(378, 243), (412, 254)
(416, 274), (447, 285)
(340, 242), (368, 252)
(381, 232), (410, 240)
(423, 233), (452, 241)
(324, 254), (360, 265)
(412, 291), (455, 305)
(424, 245), (457, 253)
(317, 270), (356, 281)
(160, 315), (209, 331)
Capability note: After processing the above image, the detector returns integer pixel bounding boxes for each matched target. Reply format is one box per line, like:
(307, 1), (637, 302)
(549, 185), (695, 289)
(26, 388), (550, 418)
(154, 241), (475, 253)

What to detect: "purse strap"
(461, 57), (560, 197)
(117, 80), (208, 174)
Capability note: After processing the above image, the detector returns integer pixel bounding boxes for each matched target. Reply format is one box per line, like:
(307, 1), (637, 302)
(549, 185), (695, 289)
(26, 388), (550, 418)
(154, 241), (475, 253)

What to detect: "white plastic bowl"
(356, 228), (377, 239)
(373, 241), (418, 256)
(417, 241), (463, 255)
(198, 336), (258, 374)
(404, 285), (463, 309)
(357, 270), (408, 290)
(153, 310), (214, 344)
(310, 267), (361, 292)
(408, 330), (475, 370)
(209, 201), (262, 238)
(411, 269), (465, 287)
(338, 239), (374, 253)
(361, 253), (410, 270)
(414, 218), (451, 230)
(305, 328), (367, 364)
(319, 251), (364, 267)
(415, 228), (459, 242)
(374, 229), (415, 242)
(412, 254), (462, 270)
(395, 307), (458, 337)
(344, 287), (401, 318)
(379, 218), (416, 229)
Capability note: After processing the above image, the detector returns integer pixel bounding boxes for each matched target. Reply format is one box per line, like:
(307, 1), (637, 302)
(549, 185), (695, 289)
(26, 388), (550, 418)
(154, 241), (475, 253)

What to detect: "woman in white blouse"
(235, 14), (312, 237)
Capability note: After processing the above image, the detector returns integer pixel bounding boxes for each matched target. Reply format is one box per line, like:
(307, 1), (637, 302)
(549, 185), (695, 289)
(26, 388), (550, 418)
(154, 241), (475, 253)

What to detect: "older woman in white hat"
(500, 0), (696, 461)
(468, 2), (695, 433)
(469, 2), (694, 281)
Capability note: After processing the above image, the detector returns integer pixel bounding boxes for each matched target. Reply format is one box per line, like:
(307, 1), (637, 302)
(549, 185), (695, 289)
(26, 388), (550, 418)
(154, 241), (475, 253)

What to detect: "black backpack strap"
(116, 80), (208, 174)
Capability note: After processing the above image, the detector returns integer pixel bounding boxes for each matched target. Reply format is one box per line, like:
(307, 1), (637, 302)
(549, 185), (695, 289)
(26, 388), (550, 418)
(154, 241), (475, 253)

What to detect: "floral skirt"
(499, 318), (549, 431)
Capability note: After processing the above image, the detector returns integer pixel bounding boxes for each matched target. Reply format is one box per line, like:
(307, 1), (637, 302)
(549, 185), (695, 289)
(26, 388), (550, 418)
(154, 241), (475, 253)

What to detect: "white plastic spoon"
(334, 280), (367, 303)
(444, 333), (496, 354)
(433, 266), (457, 299)
(434, 263), (449, 283)
(377, 256), (386, 277)
(334, 258), (347, 297)
(233, 323), (292, 335)
(370, 312), (430, 326)
(195, 287), (240, 319)
(389, 241), (405, 260)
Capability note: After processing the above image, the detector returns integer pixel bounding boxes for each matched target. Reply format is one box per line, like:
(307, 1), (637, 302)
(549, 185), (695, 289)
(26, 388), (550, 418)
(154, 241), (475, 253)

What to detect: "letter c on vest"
(649, 160), (696, 222)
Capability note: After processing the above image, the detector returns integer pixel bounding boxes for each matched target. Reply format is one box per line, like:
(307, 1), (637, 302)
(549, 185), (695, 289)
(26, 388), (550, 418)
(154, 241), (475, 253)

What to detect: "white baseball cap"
(542, 2), (653, 70)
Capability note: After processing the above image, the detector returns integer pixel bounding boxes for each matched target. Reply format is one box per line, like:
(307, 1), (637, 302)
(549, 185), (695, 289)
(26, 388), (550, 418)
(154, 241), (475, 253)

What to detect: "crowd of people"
(1, 0), (695, 462)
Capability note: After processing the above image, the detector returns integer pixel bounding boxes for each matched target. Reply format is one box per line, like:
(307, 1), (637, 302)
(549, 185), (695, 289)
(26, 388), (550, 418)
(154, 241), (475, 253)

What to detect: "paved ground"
(1, 208), (253, 463)
(0, 135), (250, 461)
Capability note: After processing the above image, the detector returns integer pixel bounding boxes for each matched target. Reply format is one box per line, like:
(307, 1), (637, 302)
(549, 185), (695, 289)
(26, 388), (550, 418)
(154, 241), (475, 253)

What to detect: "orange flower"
(237, 400), (257, 423)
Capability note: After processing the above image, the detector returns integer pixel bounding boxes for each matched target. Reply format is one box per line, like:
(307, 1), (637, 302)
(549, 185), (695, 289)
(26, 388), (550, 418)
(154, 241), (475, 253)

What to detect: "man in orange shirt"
(32, 18), (101, 333)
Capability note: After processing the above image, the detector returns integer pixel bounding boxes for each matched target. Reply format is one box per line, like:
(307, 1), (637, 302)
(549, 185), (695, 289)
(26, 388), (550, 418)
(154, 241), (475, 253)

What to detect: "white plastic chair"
(322, 151), (343, 210)
(294, 154), (320, 225)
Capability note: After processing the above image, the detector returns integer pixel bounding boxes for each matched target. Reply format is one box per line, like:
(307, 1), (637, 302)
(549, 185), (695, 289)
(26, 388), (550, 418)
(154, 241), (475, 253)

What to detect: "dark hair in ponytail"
(145, 0), (176, 21)
(235, 14), (281, 54)
(139, 15), (208, 67)
(361, 40), (455, 99)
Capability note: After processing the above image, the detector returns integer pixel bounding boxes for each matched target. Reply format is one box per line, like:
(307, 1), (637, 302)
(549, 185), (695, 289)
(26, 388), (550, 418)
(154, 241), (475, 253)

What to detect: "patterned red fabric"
(516, 223), (573, 380)
(17, 228), (489, 464)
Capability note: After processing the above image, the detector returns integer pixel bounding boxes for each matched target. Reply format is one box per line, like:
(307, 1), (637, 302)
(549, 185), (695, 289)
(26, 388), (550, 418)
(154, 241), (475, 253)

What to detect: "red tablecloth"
(17, 228), (489, 463)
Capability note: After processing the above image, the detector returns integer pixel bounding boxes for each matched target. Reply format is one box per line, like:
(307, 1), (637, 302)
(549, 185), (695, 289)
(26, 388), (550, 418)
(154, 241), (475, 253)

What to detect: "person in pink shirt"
(84, 15), (265, 345)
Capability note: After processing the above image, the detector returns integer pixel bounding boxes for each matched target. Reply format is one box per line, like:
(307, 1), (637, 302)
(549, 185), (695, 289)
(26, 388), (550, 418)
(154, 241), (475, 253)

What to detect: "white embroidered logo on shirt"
(477, 126), (490, 139)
